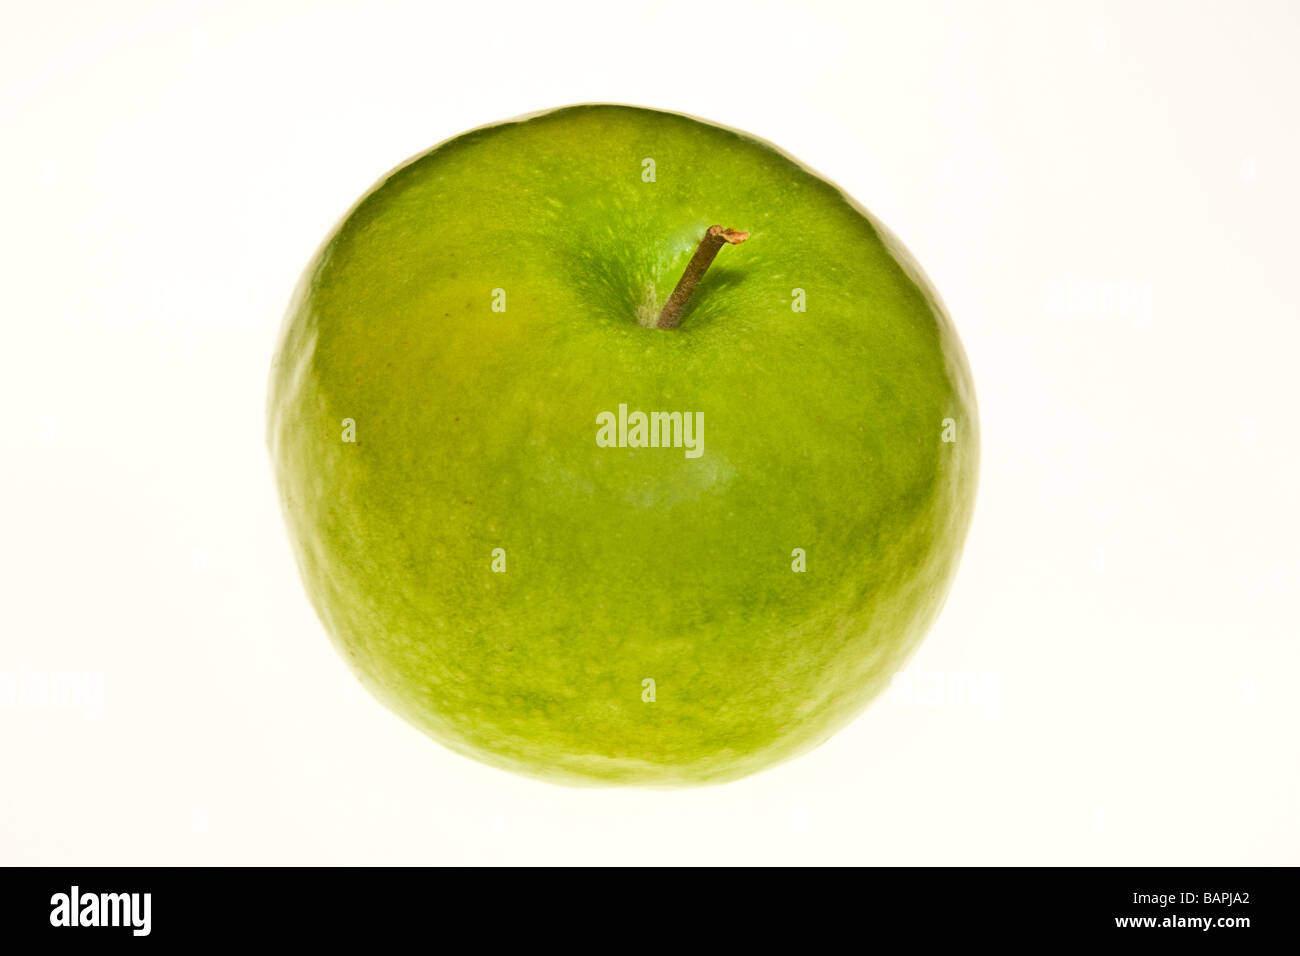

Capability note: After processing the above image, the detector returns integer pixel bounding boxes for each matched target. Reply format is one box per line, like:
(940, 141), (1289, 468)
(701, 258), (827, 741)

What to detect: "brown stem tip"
(655, 225), (749, 330)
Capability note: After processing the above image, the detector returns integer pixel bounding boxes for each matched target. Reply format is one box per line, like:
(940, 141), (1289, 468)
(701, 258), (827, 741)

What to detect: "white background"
(2, 0), (1297, 865)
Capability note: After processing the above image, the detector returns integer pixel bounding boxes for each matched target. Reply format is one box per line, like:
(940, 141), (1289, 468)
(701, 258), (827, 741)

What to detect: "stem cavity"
(655, 225), (748, 330)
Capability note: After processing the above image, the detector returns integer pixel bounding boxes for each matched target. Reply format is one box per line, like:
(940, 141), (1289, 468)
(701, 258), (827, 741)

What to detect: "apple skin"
(268, 104), (978, 786)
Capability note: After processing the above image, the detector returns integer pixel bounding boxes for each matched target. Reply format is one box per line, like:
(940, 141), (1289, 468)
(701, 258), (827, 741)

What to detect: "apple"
(268, 104), (979, 786)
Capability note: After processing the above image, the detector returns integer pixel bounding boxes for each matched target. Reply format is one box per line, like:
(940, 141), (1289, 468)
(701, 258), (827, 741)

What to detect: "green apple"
(268, 104), (978, 786)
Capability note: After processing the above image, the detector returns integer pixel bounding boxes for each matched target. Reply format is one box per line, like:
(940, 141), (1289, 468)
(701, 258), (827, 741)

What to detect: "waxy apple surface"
(268, 104), (979, 785)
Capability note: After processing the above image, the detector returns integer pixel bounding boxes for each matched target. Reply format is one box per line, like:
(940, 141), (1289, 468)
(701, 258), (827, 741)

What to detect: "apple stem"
(655, 225), (749, 329)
